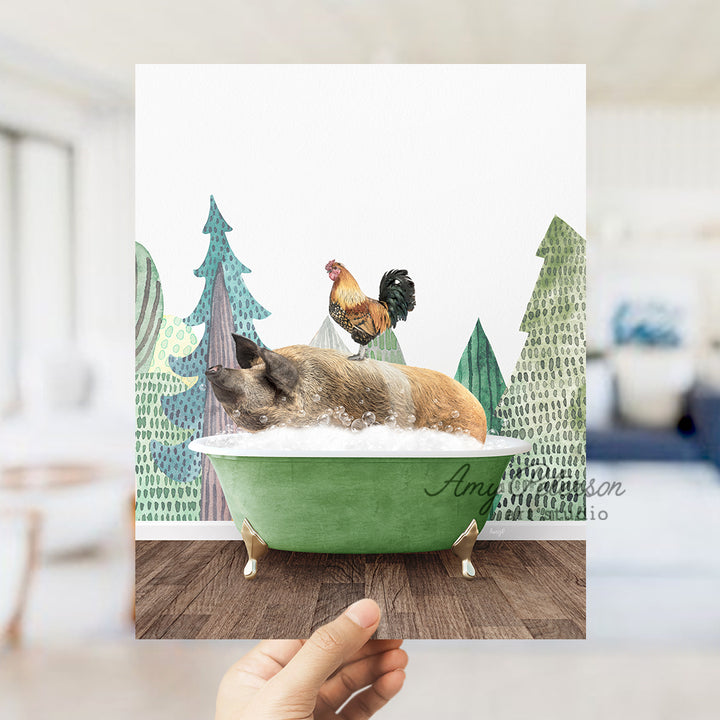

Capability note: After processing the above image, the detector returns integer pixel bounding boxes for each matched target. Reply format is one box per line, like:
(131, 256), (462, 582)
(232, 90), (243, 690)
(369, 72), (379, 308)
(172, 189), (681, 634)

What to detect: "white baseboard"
(480, 521), (585, 541)
(135, 520), (585, 542)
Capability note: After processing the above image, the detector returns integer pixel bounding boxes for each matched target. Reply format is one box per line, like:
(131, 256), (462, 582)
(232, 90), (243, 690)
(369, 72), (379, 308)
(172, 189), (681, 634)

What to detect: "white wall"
(587, 106), (720, 358)
(15, 138), (73, 410)
(137, 64), (586, 381)
(0, 134), (17, 414)
(74, 110), (134, 418)
(0, 70), (134, 420)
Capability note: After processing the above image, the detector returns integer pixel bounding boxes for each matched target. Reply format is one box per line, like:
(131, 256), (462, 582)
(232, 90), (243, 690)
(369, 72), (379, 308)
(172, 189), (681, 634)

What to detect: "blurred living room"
(1, 2), (719, 718)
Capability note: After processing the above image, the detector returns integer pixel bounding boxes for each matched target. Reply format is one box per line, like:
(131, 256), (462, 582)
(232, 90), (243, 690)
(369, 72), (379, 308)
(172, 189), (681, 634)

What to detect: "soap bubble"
(385, 415), (397, 428)
(340, 412), (353, 427)
(451, 410), (460, 419)
(196, 423), (510, 454)
(407, 414), (416, 424)
(298, 409), (306, 417)
(362, 411), (376, 426)
(359, 398), (364, 405)
(445, 425), (453, 433)
(335, 405), (345, 416)
(280, 396), (288, 403)
(317, 413), (331, 426)
(312, 394), (321, 403)
(259, 415), (268, 424)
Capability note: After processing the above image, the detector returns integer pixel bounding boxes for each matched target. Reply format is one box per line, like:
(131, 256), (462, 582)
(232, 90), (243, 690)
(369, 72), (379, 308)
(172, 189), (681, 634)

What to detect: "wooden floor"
(136, 540), (585, 640)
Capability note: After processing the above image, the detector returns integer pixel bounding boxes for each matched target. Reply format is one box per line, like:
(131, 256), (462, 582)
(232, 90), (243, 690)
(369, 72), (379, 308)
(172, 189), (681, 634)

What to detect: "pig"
(205, 334), (487, 442)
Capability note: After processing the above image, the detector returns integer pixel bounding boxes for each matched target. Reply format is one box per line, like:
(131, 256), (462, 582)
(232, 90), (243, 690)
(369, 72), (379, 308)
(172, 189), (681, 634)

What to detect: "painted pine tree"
(366, 329), (406, 364)
(454, 319), (506, 435)
(136, 371), (201, 520)
(151, 196), (271, 520)
(135, 244), (201, 520)
(495, 217), (586, 521)
(312, 317), (407, 364)
(150, 315), (200, 384)
(309, 316), (352, 354)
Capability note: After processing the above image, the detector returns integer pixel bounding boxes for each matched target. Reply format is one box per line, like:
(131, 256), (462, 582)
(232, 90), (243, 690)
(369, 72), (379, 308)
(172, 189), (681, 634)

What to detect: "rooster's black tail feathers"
(379, 269), (416, 327)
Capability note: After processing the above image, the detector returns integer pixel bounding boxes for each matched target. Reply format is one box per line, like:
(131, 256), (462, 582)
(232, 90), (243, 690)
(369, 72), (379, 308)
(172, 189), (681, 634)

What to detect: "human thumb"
(269, 599), (381, 700)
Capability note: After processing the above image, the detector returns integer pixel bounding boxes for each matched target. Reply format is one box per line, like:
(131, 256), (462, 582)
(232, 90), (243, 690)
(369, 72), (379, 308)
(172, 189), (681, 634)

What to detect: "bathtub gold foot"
(451, 519), (479, 580)
(241, 519), (269, 579)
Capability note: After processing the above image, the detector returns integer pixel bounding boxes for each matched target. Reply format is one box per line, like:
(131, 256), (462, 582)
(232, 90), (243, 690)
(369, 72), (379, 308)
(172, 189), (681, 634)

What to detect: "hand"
(216, 599), (407, 719)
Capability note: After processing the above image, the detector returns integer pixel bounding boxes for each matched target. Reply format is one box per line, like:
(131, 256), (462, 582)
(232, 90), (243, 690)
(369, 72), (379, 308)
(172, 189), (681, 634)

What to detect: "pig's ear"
(232, 334), (261, 369)
(259, 348), (299, 396)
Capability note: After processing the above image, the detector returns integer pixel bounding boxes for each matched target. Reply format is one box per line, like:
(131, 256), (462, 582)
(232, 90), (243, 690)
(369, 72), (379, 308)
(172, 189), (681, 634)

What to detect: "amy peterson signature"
(424, 464), (496, 516)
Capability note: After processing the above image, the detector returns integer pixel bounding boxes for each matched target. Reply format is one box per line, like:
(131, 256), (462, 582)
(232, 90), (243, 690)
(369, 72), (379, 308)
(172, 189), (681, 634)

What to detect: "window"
(0, 128), (74, 416)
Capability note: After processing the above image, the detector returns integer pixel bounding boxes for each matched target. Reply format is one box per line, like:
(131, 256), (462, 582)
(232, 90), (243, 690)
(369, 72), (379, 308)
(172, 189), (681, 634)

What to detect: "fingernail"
(345, 599), (380, 628)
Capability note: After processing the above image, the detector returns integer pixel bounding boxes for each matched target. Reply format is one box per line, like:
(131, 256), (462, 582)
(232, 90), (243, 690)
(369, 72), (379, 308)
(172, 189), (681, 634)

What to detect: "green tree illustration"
(135, 243), (201, 521)
(454, 319), (506, 435)
(366, 329), (406, 364)
(136, 371), (201, 521)
(135, 243), (164, 373)
(495, 217), (586, 521)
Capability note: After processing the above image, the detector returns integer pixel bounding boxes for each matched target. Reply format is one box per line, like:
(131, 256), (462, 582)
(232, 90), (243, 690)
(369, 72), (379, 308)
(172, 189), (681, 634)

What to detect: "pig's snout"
(205, 366), (236, 402)
(205, 365), (224, 381)
(205, 366), (238, 399)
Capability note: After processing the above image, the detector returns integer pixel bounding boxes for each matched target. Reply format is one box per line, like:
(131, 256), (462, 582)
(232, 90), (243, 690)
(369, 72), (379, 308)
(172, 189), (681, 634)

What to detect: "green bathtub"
(190, 434), (531, 578)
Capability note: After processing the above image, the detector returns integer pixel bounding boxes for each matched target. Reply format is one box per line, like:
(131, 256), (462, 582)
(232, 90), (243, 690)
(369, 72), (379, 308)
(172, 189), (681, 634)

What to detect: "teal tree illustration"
(495, 217), (586, 521)
(151, 196), (271, 520)
(454, 319), (506, 435)
(135, 243), (201, 520)
(366, 329), (406, 364)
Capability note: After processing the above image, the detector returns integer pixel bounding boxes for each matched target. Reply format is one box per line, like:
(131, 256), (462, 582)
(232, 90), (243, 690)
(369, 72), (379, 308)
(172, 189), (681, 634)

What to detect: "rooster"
(325, 260), (416, 360)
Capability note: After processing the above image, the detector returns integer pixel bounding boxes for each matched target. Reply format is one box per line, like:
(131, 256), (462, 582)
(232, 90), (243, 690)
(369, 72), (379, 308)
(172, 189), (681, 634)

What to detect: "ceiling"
(0, 0), (719, 106)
